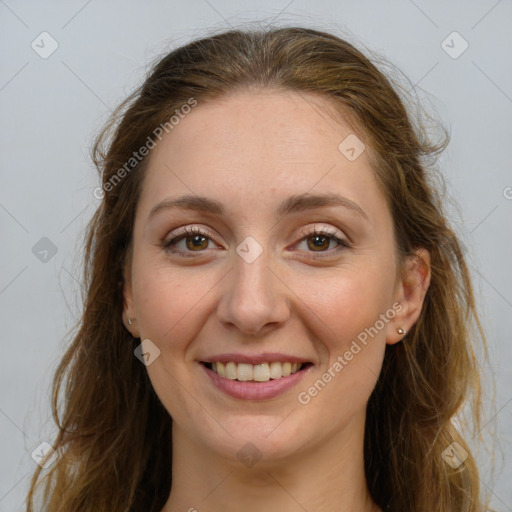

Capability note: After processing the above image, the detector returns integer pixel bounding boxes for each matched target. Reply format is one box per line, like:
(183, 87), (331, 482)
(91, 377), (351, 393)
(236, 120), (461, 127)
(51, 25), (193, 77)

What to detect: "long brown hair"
(25, 26), (490, 511)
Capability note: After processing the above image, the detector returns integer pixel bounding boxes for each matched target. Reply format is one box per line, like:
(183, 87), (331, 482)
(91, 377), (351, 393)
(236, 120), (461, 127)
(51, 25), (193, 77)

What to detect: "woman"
(26, 26), (490, 511)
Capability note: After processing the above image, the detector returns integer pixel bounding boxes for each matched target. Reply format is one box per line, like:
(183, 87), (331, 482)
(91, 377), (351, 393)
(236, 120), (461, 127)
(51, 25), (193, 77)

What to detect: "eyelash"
(296, 226), (352, 256)
(162, 225), (352, 259)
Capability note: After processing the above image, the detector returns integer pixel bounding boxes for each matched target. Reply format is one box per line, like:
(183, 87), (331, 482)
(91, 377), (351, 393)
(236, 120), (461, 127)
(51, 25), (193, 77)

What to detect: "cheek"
(134, 267), (207, 344)
(300, 262), (395, 341)
(299, 261), (395, 396)
(131, 264), (211, 416)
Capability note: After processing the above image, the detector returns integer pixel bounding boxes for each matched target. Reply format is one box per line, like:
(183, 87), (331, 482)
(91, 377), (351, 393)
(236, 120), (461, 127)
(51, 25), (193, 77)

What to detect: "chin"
(194, 414), (313, 467)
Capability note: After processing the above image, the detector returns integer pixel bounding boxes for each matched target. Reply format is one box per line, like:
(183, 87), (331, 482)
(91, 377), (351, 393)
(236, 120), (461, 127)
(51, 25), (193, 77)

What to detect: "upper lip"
(200, 353), (311, 365)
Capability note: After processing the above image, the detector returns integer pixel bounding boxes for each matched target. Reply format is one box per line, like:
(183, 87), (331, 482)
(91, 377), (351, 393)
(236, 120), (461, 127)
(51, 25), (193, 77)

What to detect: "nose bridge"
(217, 243), (289, 334)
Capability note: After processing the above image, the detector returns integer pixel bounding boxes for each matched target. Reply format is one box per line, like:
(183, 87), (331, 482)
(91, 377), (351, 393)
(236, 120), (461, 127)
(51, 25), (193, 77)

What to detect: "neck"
(162, 411), (380, 512)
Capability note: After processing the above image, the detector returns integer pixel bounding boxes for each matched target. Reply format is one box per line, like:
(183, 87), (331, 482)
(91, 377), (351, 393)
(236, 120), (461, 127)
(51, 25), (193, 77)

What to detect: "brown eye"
(295, 226), (352, 257)
(163, 227), (216, 256)
(185, 234), (209, 251)
(306, 234), (332, 251)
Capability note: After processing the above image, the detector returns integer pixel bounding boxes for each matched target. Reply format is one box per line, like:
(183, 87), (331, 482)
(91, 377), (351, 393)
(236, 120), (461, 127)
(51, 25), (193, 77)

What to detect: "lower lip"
(201, 364), (311, 400)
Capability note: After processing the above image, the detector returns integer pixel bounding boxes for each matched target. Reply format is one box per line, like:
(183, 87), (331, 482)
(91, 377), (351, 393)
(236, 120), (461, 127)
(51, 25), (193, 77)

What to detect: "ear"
(122, 247), (140, 338)
(387, 247), (431, 345)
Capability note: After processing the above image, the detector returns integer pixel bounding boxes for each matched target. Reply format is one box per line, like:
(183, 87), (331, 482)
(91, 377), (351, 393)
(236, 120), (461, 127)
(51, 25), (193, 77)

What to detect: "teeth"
(216, 362), (226, 378)
(253, 363), (270, 382)
(269, 362), (282, 379)
(237, 363), (253, 381)
(225, 362), (237, 380)
(209, 361), (304, 381)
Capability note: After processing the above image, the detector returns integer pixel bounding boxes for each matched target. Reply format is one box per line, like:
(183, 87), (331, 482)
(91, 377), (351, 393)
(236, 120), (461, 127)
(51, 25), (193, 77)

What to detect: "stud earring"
(396, 327), (406, 336)
(128, 317), (134, 326)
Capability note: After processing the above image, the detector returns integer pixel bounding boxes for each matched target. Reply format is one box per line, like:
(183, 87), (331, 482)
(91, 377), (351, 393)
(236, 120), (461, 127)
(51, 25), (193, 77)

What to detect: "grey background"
(1, 0), (511, 510)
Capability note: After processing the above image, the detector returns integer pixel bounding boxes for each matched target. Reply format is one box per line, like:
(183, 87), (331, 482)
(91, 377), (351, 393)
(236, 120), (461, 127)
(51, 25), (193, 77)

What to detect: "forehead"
(157, 90), (359, 168)
(136, 90), (387, 225)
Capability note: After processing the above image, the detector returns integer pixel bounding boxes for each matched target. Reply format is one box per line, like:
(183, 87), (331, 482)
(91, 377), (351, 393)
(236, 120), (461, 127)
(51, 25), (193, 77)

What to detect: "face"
(123, 90), (428, 466)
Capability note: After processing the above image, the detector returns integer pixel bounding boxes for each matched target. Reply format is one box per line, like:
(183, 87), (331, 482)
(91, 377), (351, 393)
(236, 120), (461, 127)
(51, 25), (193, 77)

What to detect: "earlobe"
(122, 309), (138, 335)
(387, 248), (431, 345)
(122, 253), (140, 338)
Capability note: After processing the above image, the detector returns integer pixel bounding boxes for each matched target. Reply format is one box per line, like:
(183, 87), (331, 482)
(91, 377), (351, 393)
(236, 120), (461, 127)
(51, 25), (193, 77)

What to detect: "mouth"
(201, 361), (313, 382)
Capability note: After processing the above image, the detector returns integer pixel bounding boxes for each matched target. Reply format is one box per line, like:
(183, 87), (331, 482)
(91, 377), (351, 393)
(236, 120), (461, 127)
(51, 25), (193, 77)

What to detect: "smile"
(200, 359), (313, 400)
(203, 361), (308, 382)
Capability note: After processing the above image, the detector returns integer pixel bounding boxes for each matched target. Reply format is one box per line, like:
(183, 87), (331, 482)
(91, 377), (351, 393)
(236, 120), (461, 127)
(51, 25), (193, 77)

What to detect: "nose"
(216, 250), (291, 336)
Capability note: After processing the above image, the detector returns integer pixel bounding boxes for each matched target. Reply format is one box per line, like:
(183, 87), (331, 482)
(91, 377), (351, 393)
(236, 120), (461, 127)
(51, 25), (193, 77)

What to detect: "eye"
(294, 226), (351, 257)
(161, 225), (351, 258)
(162, 226), (218, 256)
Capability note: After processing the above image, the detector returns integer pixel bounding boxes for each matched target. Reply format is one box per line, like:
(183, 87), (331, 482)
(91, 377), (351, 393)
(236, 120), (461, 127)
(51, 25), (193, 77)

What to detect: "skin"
(122, 90), (431, 512)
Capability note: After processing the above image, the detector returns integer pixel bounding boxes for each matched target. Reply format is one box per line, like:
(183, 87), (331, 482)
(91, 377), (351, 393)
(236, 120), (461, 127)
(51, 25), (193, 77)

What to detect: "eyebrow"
(148, 192), (369, 221)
